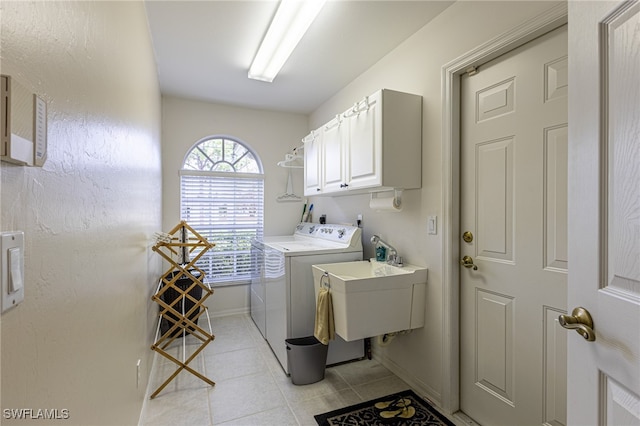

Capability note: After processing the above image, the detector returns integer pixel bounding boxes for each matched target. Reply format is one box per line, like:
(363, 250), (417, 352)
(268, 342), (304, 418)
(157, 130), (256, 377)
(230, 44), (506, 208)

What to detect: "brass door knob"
(559, 307), (596, 341)
(460, 255), (478, 270)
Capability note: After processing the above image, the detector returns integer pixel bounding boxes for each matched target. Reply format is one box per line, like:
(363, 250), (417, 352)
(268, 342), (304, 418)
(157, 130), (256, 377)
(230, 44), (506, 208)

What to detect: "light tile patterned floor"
(139, 314), (410, 425)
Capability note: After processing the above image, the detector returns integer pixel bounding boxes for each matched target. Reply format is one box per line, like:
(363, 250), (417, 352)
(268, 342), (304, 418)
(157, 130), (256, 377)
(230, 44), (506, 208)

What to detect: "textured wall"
(0, 2), (162, 425)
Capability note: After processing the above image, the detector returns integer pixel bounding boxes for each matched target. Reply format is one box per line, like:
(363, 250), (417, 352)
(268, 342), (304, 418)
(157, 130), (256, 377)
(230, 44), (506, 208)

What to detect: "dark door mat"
(314, 389), (455, 425)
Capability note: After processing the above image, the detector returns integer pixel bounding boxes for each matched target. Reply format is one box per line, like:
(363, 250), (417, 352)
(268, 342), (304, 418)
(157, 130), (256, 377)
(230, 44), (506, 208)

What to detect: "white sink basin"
(312, 260), (428, 341)
(316, 260), (415, 278)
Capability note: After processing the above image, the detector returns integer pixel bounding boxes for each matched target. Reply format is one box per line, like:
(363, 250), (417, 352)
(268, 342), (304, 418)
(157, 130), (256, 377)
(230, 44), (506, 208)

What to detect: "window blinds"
(180, 171), (264, 284)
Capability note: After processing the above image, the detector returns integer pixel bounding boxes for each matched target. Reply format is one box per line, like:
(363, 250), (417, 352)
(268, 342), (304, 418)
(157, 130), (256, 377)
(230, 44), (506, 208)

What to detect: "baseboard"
(210, 307), (249, 318)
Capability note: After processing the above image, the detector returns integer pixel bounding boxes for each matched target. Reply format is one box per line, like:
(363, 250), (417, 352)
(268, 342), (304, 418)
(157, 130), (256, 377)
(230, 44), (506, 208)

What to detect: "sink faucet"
(370, 235), (400, 266)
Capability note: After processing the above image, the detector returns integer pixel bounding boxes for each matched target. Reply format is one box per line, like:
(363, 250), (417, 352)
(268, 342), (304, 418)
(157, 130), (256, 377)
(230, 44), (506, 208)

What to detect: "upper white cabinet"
(321, 115), (349, 193)
(302, 131), (322, 194)
(303, 89), (422, 196)
(347, 93), (381, 190)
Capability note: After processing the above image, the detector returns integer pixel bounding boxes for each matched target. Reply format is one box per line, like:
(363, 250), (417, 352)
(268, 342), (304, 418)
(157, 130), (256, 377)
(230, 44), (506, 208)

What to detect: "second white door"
(460, 25), (568, 426)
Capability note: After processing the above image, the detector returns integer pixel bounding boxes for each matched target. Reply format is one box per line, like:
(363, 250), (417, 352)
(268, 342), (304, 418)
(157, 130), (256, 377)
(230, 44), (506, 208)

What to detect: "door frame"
(439, 3), (568, 416)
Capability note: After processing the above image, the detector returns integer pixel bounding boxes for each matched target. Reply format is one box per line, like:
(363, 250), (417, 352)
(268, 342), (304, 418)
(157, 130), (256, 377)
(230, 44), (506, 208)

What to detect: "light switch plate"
(1, 231), (25, 313)
(427, 216), (437, 235)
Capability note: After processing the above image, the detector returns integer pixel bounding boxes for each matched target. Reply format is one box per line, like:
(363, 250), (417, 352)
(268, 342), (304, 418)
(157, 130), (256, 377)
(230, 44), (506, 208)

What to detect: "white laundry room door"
(459, 25), (568, 425)
(566, 1), (640, 424)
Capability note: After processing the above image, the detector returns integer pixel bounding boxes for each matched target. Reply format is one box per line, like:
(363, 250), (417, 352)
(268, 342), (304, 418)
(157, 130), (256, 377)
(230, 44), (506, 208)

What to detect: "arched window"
(180, 136), (264, 285)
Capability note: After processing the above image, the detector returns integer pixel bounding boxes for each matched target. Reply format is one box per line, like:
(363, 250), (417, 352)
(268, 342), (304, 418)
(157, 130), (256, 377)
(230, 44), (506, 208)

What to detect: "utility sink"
(312, 260), (428, 341)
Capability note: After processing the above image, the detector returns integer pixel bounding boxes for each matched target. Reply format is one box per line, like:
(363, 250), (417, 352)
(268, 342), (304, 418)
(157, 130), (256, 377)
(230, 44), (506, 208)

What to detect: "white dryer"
(250, 223), (364, 373)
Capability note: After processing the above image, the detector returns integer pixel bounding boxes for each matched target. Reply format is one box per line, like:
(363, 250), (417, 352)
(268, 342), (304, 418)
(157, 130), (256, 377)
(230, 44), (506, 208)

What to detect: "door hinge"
(466, 66), (478, 76)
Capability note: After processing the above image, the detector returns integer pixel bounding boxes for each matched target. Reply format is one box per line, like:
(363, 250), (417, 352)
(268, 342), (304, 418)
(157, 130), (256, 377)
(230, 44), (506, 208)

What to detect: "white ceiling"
(144, 1), (454, 114)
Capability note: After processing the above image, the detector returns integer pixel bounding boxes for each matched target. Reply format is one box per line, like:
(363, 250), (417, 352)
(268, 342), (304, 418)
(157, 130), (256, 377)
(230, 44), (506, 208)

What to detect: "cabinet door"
(348, 92), (382, 189)
(322, 117), (348, 193)
(303, 133), (322, 195)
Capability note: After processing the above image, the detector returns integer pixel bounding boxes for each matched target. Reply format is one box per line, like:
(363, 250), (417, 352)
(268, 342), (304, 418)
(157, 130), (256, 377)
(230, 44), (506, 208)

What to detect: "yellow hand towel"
(314, 287), (334, 345)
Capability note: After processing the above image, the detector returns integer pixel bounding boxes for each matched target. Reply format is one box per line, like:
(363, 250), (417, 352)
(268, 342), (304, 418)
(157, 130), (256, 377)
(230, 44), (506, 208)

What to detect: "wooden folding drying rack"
(150, 221), (215, 399)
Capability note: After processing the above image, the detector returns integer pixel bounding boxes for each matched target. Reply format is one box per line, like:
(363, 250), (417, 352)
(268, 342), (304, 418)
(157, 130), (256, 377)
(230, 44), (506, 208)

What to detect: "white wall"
(0, 2), (162, 425)
(307, 0), (563, 405)
(161, 96), (308, 316)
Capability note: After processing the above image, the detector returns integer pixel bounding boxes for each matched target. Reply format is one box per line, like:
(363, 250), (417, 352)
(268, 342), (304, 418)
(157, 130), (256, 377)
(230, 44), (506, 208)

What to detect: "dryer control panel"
(294, 223), (361, 246)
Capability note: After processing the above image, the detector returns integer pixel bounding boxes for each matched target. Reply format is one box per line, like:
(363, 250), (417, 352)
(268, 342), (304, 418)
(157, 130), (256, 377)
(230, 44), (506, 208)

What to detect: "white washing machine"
(250, 223), (364, 373)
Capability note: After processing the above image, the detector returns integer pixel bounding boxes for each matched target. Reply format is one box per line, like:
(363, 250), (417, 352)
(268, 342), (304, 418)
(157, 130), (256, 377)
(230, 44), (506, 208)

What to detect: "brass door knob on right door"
(559, 307), (596, 341)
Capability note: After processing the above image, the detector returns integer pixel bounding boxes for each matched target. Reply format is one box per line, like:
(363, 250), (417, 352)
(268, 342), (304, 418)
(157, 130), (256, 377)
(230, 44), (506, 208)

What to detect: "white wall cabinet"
(321, 115), (349, 193)
(347, 94), (381, 191)
(302, 131), (322, 195)
(303, 89), (422, 196)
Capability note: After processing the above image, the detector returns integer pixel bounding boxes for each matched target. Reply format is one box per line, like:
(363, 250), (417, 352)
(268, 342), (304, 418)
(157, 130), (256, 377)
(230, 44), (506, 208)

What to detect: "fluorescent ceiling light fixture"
(249, 0), (326, 82)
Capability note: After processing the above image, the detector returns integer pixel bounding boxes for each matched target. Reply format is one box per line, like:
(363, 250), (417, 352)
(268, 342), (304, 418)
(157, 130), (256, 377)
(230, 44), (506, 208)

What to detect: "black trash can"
(159, 270), (202, 338)
(285, 336), (328, 385)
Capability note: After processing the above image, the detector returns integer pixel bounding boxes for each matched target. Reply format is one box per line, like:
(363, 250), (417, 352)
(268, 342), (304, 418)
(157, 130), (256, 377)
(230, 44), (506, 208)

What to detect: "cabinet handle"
(340, 183), (349, 188)
(316, 188), (321, 192)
